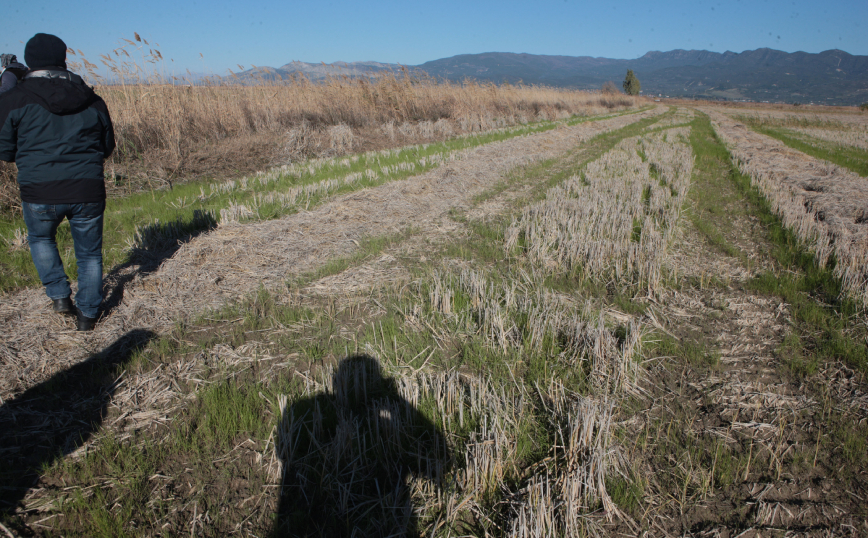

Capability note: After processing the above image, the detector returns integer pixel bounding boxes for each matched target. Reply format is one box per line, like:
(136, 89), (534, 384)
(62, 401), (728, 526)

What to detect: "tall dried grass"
(65, 37), (636, 171)
(97, 79), (636, 168)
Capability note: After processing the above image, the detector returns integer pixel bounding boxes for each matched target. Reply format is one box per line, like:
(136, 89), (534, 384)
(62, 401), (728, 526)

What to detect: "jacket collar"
(24, 69), (83, 84)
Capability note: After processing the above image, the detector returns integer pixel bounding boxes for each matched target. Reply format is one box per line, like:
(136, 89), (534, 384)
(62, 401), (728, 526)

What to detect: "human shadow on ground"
(272, 354), (450, 538)
(101, 209), (217, 316)
(0, 329), (156, 530)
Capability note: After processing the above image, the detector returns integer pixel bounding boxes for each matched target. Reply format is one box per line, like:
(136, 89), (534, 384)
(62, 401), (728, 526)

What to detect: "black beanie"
(24, 33), (67, 69)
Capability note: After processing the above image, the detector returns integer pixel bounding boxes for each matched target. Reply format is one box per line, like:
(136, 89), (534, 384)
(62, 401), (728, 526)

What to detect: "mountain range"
(229, 48), (868, 106)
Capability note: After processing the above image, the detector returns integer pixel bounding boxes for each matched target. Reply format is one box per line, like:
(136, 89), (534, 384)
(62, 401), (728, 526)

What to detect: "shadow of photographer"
(0, 329), (156, 527)
(101, 209), (217, 316)
(273, 354), (450, 538)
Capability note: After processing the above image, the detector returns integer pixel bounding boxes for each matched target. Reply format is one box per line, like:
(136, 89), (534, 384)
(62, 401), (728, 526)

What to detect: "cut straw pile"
(787, 126), (868, 151)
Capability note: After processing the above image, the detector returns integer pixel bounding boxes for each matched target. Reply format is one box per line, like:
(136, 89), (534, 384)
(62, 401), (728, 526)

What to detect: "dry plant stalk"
(274, 358), (626, 536)
(96, 77), (638, 170)
(427, 267), (643, 395)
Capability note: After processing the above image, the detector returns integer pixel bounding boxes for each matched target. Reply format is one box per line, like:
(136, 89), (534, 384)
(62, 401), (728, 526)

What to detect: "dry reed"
(95, 80), (637, 172)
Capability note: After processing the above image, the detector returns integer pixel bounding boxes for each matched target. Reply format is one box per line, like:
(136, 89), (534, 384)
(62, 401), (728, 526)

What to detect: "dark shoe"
(76, 308), (99, 332)
(52, 296), (74, 314)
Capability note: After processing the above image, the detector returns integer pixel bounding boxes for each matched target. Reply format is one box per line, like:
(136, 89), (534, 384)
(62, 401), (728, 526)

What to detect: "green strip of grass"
(686, 111), (752, 267)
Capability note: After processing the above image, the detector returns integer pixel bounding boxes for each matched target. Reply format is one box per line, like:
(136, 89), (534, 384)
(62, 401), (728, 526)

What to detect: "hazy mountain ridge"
(228, 60), (406, 82)
(229, 48), (868, 105)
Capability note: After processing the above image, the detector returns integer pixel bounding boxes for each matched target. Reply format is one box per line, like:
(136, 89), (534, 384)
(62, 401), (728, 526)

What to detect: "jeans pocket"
(79, 201), (106, 218)
(26, 203), (54, 220)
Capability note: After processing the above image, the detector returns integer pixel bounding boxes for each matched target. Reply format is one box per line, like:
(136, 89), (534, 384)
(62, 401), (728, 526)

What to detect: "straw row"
(216, 146), (467, 224)
(786, 127), (868, 151)
(505, 128), (695, 292)
(649, 107), (694, 129)
(730, 109), (868, 130)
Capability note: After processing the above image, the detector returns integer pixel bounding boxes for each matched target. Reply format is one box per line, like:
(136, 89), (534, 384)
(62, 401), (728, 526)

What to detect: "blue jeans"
(22, 201), (105, 318)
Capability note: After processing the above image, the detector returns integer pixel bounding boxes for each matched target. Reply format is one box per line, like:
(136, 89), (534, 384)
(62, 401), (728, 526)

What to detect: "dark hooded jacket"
(0, 69), (115, 203)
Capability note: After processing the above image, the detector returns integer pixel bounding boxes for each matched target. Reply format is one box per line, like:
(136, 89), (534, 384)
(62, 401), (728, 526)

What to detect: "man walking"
(0, 34), (115, 331)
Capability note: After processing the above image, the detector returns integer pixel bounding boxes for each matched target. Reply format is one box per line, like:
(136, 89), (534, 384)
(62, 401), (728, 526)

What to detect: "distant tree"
(860, 102), (868, 112)
(623, 70), (641, 96)
(601, 80), (619, 94)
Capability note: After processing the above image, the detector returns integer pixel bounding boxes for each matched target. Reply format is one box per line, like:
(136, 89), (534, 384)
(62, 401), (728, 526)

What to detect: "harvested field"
(0, 105), (665, 399)
(705, 108), (868, 307)
(1, 104), (867, 538)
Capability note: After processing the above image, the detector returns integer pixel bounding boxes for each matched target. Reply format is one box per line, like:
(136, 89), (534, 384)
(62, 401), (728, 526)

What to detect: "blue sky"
(5, 0), (866, 75)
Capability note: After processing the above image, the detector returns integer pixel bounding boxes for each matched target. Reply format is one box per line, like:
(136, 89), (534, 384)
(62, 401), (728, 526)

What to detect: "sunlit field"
(1, 52), (867, 537)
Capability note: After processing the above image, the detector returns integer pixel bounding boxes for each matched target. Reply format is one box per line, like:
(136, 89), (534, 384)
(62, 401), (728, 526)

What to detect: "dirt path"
(0, 106), (664, 402)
